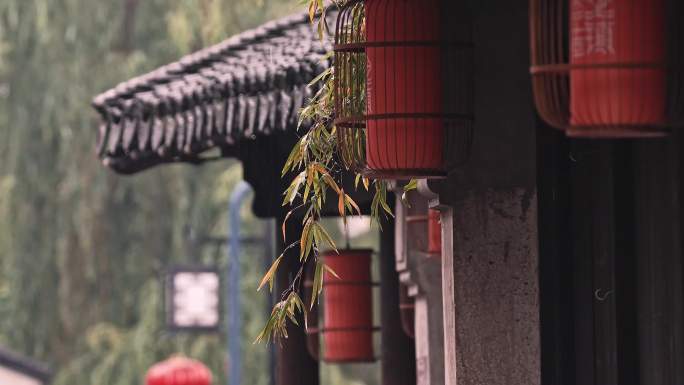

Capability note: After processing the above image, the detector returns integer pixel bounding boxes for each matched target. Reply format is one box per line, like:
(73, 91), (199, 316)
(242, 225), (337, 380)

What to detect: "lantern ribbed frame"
(530, 0), (684, 138)
(333, 0), (474, 179)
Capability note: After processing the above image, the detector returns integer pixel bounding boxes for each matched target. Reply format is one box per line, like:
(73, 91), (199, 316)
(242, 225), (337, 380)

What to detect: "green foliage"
(0, 0), (298, 384)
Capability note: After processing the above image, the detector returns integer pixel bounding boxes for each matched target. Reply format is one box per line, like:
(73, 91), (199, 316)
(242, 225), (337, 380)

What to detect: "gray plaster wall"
(449, 189), (540, 385)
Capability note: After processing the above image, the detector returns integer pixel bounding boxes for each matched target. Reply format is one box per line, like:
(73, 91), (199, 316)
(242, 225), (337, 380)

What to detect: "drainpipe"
(227, 181), (252, 385)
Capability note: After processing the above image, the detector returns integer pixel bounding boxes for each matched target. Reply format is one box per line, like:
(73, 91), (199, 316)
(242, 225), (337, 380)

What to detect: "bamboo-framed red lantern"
(334, 0), (473, 179)
(145, 356), (212, 385)
(321, 249), (378, 362)
(530, 0), (684, 138)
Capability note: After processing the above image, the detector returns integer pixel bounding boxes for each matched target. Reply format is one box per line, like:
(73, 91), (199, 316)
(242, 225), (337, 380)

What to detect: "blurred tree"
(0, 0), (298, 384)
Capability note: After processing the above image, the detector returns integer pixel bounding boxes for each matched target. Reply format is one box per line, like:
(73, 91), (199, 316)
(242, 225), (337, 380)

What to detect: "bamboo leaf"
(282, 210), (293, 241)
(322, 263), (340, 280)
(300, 218), (313, 261)
(345, 194), (361, 216)
(258, 254), (283, 292)
(282, 140), (302, 176)
(283, 171), (305, 206)
(338, 188), (345, 217)
(321, 172), (341, 194)
(310, 260), (323, 309)
(308, 0), (317, 22)
(292, 292), (306, 314)
(316, 223), (337, 251)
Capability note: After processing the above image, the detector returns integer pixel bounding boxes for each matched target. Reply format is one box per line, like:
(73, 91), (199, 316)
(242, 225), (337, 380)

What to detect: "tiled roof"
(92, 10), (333, 174)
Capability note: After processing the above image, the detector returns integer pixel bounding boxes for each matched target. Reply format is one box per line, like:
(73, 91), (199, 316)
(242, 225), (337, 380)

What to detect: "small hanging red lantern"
(405, 208), (441, 256)
(427, 209), (441, 255)
(530, 0), (684, 137)
(145, 356), (212, 385)
(334, 0), (473, 179)
(322, 249), (376, 362)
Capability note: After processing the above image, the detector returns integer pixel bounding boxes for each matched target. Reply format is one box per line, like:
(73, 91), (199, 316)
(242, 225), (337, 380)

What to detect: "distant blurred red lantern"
(427, 209), (441, 255)
(405, 209), (441, 256)
(322, 249), (376, 362)
(146, 356), (212, 385)
(335, 0), (473, 179)
(530, 0), (684, 137)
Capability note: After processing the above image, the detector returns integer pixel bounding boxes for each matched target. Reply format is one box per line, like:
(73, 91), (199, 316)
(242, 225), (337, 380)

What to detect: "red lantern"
(427, 209), (441, 255)
(322, 249), (375, 362)
(334, 0), (473, 178)
(405, 209), (441, 256)
(530, 0), (684, 137)
(145, 357), (212, 385)
(570, 0), (665, 132)
(365, 0), (443, 174)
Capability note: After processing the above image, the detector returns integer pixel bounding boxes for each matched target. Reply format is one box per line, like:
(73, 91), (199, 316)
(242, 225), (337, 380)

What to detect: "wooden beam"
(275, 217), (319, 385)
(380, 218), (416, 385)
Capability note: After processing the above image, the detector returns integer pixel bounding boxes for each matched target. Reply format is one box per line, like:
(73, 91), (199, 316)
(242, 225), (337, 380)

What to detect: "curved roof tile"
(92, 9), (334, 174)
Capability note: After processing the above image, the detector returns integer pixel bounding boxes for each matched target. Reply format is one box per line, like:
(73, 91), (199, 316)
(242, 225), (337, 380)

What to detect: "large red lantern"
(365, 0), (443, 173)
(570, 0), (665, 130)
(145, 356), (212, 385)
(530, 0), (684, 137)
(322, 249), (376, 362)
(334, 0), (473, 179)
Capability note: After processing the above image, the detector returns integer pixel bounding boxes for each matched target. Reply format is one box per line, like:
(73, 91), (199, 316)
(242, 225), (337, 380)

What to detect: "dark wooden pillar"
(569, 142), (619, 385)
(633, 137), (684, 385)
(275, 217), (319, 385)
(380, 218), (416, 385)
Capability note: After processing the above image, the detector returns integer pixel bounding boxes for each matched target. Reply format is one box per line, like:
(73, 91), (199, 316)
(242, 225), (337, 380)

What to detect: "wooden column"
(633, 137), (684, 385)
(380, 218), (416, 385)
(569, 142), (619, 385)
(275, 217), (319, 385)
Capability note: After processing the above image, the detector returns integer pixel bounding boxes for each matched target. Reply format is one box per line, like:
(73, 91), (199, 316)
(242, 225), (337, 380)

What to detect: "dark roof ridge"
(92, 7), (336, 174)
(92, 10), (313, 108)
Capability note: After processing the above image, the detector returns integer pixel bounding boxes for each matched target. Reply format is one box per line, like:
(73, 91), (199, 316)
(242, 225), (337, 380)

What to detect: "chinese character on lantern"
(571, 0), (615, 58)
